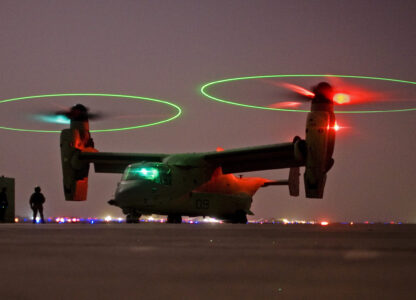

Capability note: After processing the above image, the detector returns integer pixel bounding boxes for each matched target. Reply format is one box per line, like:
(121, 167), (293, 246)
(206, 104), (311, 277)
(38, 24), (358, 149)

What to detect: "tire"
(126, 213), (141, 223)
(233, 210), (247, 224)
(167, 214), (182, 224)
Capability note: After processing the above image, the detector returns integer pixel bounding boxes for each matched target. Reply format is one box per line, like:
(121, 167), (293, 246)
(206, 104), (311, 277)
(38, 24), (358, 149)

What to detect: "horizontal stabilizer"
(260, 167), (299, 196)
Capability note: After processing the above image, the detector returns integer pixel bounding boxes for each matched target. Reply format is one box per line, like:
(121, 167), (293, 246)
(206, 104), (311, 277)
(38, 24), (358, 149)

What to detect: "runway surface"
(0, 223), (416, 299)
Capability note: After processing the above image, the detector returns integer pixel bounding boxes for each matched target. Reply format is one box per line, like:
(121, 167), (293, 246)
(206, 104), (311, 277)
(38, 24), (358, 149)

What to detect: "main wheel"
(231, 210), (247, 224)
(167, 214), (182, 224)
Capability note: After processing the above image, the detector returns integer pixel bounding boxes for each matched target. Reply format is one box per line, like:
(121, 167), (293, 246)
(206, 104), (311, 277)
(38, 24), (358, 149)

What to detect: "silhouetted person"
(0, 187), (8, 222)
(30, 186), (45, 223)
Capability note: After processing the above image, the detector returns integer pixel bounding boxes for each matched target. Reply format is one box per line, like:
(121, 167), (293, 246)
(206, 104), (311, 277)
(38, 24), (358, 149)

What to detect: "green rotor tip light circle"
(200, 74), (416, 114)
(0, 93), (182, 133)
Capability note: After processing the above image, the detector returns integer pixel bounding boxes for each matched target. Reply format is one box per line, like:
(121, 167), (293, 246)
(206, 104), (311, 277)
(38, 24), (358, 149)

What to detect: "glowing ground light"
(320, 221), (329, 226)
(200, 74), (416, 113)
(0, 93), (182, 133)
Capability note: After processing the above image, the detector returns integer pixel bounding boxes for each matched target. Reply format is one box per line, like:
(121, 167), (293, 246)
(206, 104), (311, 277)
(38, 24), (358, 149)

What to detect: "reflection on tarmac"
(0, 223), (415, 299)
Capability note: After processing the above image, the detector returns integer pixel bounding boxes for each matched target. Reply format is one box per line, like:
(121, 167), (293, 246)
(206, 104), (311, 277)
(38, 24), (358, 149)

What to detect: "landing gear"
(228, 210), (248, 224)
(167, 214), (182, 224)
(126, 212), (141, 223)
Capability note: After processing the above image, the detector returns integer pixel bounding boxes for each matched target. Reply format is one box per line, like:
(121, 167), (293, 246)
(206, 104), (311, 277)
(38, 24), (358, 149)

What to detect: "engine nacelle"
(60, 129), (90, 200)
(60, 111), (97, 201)
(304, 83), (336, 198)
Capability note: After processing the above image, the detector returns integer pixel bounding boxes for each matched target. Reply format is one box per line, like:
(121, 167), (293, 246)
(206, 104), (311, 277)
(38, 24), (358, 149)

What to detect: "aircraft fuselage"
(113, 162), (269, 220)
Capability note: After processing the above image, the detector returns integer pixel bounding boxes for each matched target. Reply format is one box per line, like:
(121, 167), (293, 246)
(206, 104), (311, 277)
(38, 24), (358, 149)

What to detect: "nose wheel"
(125, 212), (141, 223)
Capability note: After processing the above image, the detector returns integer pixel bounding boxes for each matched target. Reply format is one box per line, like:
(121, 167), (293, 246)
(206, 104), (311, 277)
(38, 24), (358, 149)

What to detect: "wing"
(203, 142), (304, 174)
(79, 152), (168, 173)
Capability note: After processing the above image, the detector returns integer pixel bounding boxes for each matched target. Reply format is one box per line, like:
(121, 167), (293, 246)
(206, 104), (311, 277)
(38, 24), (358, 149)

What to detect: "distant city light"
(11, 216), (407, 225)
(203, 217), (222, 223)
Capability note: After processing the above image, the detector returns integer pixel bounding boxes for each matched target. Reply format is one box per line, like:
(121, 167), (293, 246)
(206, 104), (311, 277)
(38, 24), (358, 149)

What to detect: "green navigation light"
(0, 93), (182, 133)
(200, 74), (416, 114)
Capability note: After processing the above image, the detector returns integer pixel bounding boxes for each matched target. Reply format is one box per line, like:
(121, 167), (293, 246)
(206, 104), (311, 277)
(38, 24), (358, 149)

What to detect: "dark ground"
(0, 223), (415, 299)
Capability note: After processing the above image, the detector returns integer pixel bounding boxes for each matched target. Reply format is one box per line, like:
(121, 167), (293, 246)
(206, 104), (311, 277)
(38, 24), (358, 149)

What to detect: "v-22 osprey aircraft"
(59, 82), (336, 223)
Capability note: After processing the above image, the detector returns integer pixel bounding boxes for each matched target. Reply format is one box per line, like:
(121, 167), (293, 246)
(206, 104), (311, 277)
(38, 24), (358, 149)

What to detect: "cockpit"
(122, 162), (172, 185)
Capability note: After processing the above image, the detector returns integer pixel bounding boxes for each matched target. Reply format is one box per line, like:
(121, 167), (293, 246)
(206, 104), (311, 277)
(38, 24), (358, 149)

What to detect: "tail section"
(60, 104), (97, 201)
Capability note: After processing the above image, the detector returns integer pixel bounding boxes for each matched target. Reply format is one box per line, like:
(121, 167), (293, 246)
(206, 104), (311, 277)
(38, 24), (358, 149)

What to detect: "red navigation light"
(333, 93), (350, 104)
(327, 121), (341, 131)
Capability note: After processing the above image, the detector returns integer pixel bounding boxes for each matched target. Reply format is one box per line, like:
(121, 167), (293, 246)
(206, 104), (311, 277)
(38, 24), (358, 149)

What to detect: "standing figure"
(0, 188), (8, 222)
(30, 186), (45, 223)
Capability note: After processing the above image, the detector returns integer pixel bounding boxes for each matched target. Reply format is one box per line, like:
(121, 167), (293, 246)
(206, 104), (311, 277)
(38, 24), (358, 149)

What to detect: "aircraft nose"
(114, 182), (132, 199)
(114, 181), (145, 206)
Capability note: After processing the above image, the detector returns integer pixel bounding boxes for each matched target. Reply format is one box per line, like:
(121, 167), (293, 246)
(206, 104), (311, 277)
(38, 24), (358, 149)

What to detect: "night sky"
(0, 0), (415, 222)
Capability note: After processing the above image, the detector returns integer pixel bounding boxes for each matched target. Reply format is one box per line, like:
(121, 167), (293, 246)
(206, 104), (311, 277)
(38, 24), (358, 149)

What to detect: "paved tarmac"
(0, 223), (416, 300)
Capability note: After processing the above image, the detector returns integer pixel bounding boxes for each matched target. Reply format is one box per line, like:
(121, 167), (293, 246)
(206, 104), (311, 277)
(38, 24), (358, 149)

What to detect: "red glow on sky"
(266, 80), (390, 108)
(328, 77), (386, 105)
(279, 81), (385, 106)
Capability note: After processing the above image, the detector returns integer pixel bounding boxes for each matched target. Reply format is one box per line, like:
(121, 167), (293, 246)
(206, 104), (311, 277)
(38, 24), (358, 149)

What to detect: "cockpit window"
(122, 163), (171, 185)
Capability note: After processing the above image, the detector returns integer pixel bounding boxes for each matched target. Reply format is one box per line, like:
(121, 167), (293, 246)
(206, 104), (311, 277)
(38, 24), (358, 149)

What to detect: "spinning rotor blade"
(324, 76), (389, 104)
(34, 104), (105, 124)
(280, 83), (315, 100)
(266, 78), (393, 106)
(267, 81), (334, 108)
(33, 104), (165, 125)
